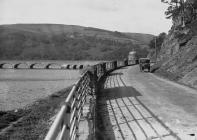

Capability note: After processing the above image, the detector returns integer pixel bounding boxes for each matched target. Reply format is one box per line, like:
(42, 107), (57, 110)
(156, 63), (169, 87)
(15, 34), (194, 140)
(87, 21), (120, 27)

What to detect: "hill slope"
(0, 24), (154, 60)
(151, 20), (197, 89)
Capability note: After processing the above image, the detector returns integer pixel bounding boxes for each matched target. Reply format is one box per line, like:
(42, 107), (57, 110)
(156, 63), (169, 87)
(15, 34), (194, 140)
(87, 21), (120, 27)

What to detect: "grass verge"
(153, 68), (197, 89)
(0, 87), (71, 140)
(154, 68), (181, 81)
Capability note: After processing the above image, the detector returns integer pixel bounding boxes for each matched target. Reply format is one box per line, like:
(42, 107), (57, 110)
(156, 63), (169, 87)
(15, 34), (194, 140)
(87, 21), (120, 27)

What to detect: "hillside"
(150, 21), (197, 89)
(148, 0), (197, 89)
(125, 33), (155, 47)
(0, 24), (154, 60)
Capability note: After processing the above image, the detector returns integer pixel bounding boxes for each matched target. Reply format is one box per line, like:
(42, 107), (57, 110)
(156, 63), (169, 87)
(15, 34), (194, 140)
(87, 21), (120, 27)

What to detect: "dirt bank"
(0, 87), (71, 140)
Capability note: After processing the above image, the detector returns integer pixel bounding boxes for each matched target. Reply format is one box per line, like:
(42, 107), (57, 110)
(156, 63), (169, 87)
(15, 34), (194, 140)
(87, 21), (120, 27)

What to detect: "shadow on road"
(96, 72), (181, 140)
(102, 87), (141, 100)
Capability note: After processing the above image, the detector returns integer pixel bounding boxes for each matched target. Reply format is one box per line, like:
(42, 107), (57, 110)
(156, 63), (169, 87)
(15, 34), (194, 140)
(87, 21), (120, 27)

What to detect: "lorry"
(128, 51), (137, 65)
(139, 58), (151, 72)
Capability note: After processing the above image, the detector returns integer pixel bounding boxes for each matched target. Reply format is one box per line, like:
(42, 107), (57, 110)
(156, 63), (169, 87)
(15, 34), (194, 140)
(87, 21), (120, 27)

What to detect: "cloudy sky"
(0, 0), (172, 35)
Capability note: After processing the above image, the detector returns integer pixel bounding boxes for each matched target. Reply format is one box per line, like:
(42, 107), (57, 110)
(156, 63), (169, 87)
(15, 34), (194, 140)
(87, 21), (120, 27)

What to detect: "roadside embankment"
(0, 87), (71, 140)
(150, 21), (197, 89)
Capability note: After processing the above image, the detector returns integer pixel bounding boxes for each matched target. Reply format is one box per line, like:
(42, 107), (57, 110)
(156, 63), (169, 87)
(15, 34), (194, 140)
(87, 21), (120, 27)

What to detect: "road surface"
(97, 65), (197, 140)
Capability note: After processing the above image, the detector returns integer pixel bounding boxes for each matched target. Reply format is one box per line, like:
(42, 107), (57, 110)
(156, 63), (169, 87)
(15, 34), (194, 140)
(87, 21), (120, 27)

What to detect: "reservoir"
(0, 69), (80, 111)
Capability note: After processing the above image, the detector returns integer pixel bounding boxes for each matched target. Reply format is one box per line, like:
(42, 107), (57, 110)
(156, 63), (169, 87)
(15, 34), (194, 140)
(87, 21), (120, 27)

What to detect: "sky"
(0, 0), (172, 35)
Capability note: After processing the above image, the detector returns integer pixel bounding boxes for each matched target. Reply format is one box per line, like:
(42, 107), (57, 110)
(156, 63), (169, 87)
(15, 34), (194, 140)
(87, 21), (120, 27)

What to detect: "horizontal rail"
(44, 59), (134, 140)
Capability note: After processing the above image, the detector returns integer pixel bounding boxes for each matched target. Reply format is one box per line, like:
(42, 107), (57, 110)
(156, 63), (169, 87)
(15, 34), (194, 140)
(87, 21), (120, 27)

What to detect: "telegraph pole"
(155, 37), (157, 63)
(181, 0), (186, 27)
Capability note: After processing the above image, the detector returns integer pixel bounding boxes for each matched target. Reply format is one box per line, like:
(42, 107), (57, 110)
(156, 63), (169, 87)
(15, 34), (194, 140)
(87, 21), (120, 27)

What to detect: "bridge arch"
(61, 64), (71, 69)
(45, 63), (61, 69)
(0, 63), (13, 69)
(14, 63), (28, 69)
(30, 63), (42, 69)
(77, 65), (84, 69)
(71, 65), (77, 69)
(66, 64), (71, 69)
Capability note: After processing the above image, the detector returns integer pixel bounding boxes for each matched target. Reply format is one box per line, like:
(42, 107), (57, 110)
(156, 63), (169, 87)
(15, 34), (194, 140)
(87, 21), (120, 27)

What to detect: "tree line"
(162, 0), (197, 27)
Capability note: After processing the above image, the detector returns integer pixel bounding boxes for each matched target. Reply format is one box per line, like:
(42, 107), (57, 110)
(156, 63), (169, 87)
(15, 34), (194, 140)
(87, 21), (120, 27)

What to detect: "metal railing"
(44, 60), (132, 140)
(44, 71), (91, 140)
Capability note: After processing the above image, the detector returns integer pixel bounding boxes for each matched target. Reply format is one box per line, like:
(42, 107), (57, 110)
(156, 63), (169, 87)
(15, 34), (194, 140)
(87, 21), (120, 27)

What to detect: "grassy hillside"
(0, 24), (154, 60)
(125, 33), (154, 45)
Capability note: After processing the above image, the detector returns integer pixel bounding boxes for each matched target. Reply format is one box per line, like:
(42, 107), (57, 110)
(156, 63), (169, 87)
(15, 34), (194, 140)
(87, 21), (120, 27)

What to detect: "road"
(96, 65), (197, 140)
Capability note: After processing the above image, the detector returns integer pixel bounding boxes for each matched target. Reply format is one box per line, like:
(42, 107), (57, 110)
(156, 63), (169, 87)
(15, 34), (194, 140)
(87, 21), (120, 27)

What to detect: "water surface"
(0, 69), (80, 111)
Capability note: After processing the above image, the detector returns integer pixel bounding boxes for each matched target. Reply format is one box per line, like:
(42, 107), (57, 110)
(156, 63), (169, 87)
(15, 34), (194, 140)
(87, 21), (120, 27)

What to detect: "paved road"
(97, 65), (197, 140)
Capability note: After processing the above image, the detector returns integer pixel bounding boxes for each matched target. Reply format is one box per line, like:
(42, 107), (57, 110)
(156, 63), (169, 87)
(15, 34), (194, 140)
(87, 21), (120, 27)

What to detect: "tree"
(161, 0), (185, 19)
(185, 0), (197, 21)
(149, 33), (166, 51)
(162, 0), (197, 25)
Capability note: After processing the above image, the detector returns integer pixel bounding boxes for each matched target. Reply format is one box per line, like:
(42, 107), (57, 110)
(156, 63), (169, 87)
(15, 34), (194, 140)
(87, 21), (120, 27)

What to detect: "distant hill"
(0, 24), (154, 60)
(125, 33), (155, 47)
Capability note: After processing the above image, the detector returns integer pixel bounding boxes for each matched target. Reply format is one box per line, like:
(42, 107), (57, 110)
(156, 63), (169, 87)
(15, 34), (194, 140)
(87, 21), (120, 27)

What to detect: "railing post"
(110, 62), (113, 70)
(113, 61), (117, 69)
(124, 59), (128, 66)
(107, 63), (109, 71)
(93, 65), (98, 82)
(96, 65), (100, 78)
(65, 103), (71, 140)
(75, 88), (80, 138)
(97, 64), (101, 78)
(99, 64), (103, 76)
(102, 63), (106, 75)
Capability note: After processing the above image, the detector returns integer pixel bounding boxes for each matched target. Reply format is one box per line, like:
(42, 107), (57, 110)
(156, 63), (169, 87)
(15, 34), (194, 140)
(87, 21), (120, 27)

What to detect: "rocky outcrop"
(155, 22), (197, 88)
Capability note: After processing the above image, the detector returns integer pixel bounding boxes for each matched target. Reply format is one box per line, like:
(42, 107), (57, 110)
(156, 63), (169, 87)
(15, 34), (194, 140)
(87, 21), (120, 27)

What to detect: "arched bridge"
(45, 63), (61, 69)
(29, 63), (42, 69)
(14, 63), (29, 69)
(0, 63), (13, 69)
(0, 62), (85, 70)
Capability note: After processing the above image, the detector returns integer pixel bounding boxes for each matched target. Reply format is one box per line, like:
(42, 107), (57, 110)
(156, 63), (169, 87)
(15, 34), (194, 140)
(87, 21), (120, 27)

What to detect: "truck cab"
(139, 58), (150, 72)
(128, 51), (137, 65)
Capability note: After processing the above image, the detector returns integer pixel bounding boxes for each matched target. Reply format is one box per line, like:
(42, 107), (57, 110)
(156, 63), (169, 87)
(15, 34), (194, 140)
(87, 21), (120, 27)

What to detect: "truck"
(139, 58), (151, 72)
(128, 51), (137, 65)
